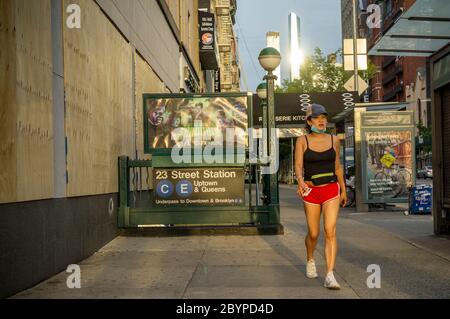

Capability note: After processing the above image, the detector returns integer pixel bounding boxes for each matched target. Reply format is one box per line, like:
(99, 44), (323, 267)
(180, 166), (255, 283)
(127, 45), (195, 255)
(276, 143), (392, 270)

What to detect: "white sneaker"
(324, 272), (341, 290)
(306, 259), (318, 279)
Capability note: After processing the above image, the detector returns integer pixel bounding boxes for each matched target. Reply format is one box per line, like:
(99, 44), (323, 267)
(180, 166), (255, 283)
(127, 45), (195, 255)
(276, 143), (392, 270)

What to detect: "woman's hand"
(340, 189), (348, 207)
(297, 180), (310, 198)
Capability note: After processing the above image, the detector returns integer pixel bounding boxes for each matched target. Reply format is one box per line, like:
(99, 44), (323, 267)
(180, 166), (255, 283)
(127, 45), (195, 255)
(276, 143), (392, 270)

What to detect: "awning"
(331, 102), (411, 122)
(253, 128), (307, 138)
(253, 92), (359, 127)
(368, 0), (450, 57)
(278, 128), (307, 138)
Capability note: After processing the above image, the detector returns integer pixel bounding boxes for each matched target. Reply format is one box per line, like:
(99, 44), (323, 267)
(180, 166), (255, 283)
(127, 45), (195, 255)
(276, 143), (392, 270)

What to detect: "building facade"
(365, 0), (428, 104)
(0, 0), (240, 298)
(199, 0), (240, 92)
(364, 0), (450, 234)
(343, 0), (432, 168)
(365, 0), (431, 167)
(431, 43), (450, 235)
(341, 0), (368, 40)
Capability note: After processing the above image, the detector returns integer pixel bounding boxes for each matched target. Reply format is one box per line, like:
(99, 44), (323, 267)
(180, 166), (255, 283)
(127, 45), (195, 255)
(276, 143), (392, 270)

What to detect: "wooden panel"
(165, 0), (180, 29)
(189, 0), (201, 77)
(0, 0), (54, 204)
(180, 0), (201, 75)
(64, 0), (133, 196)
(15, 0), (54, 202)
(0, 0), (17, 203)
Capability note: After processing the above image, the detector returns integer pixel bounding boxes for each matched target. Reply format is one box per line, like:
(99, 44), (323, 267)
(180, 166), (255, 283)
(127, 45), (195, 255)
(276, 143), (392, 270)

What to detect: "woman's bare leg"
(304, 203), (322, 261)
(322, 198), (340, 273)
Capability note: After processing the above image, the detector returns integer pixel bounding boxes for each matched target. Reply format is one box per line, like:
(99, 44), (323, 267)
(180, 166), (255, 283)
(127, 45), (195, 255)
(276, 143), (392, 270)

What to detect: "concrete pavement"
(12, 185), (450, 299)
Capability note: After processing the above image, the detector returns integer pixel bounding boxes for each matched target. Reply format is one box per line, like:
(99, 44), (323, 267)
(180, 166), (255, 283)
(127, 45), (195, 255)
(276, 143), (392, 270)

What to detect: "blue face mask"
(311, 126), (327, 134)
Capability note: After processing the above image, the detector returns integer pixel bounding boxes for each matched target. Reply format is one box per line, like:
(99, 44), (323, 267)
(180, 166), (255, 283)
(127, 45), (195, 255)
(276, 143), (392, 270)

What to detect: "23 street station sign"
(252, 92), (359, 127)
(153, 168), (245, 206)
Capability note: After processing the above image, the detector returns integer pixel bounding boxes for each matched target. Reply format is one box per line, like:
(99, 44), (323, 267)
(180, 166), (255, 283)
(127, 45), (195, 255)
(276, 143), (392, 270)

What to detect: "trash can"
(409, 184), (432, 215)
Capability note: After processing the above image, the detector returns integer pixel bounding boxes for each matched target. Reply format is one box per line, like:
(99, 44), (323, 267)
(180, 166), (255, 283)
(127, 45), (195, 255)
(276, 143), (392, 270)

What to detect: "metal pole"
(265, 70), (280, 224)
(118, 156), (130, 227)
(355, 107), (369, 212)
(291, 138), (294, 184)
(352, 0), (359, 94)
(261, 99), (270, 204)
(343, 125), (347, 177)
(353, 0), (369, 212)
(262, 100), (268, 155)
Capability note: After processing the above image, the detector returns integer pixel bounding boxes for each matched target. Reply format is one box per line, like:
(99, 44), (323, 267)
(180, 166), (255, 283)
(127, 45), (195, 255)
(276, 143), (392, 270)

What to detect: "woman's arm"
(334, 136), (347, 206)
(295, 136), (309, 196)
(334, 137), (345, 189)
(295, 136), (305, 183)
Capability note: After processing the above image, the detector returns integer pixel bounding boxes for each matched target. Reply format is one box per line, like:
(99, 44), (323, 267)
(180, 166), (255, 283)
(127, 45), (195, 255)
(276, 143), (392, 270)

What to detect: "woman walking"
(294, 104), (347, 290)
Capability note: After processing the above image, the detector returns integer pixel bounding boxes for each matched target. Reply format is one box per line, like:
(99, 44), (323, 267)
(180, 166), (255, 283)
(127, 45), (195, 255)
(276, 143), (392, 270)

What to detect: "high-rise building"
(266, 31), (281, 87)
(288, 12), (301, 81)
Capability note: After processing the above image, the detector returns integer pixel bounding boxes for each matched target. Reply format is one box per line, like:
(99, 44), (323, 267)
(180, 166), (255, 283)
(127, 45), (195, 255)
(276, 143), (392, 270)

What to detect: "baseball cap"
(306, 104), (329, 119)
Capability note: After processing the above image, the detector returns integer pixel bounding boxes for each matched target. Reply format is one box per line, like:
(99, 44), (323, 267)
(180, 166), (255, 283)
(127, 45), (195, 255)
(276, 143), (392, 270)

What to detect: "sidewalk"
(13, 185), (450, 299)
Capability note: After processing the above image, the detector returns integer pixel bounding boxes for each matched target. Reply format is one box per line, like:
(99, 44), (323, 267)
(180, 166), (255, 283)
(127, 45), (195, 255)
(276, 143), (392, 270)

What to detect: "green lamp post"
(258, 47), (281, 224)
(256, 82), (269, 204)
(256, 82), (268, 138)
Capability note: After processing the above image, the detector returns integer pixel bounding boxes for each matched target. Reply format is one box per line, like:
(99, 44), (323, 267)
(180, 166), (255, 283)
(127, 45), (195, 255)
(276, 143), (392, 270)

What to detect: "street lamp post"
(258, 47), (281, 224)
(256, 82), (268, 138)
(256, 82), (269, 205)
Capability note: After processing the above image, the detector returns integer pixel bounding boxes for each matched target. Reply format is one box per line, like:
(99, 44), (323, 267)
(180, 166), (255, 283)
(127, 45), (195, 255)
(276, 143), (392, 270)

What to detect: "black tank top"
(303, 134), (336, 181)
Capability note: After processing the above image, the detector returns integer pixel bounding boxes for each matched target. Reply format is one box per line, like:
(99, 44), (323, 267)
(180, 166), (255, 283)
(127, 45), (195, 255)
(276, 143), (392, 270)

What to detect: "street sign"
(343, 39), (368, 71)
(344, 75), (368, 96)
(153, 167), (245, 206)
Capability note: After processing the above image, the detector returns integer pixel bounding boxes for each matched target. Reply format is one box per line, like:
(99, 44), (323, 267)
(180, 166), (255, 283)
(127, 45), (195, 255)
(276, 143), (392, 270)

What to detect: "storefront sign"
(252, 92), (358, 127)
(214, 69), (221, 92)
(199, 11), (218, 70)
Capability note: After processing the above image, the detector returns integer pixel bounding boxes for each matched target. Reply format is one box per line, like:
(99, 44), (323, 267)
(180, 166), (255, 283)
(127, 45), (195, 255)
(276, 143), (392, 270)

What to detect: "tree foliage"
(276, 47), (376, 93)
(417, 122), (432, 153)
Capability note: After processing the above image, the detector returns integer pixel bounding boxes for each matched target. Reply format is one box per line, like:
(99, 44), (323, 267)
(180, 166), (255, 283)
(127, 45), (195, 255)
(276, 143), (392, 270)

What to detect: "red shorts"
(303, 182), (340, 206)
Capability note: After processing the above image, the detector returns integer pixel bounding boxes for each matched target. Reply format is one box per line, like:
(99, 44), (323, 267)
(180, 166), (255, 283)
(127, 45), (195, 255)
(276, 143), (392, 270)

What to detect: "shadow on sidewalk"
(294, 221), (450, 298)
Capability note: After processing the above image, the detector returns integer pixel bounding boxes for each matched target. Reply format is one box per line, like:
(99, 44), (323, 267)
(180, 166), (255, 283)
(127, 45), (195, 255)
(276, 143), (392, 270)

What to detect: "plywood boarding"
(64, 0), (134, 196)
(187, 0), (201, 77)
(0, 0), (17, 203)
(0, 0), (54, 204)
(178, 0), (202, 88)
(15, 0), (54, 202)
(133, 51), (168, 190)
(165, 0), (180, 30)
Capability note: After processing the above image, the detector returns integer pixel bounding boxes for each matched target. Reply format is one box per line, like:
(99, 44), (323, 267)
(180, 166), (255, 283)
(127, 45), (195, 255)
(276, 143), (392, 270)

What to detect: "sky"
(235, 0), (342, 92)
